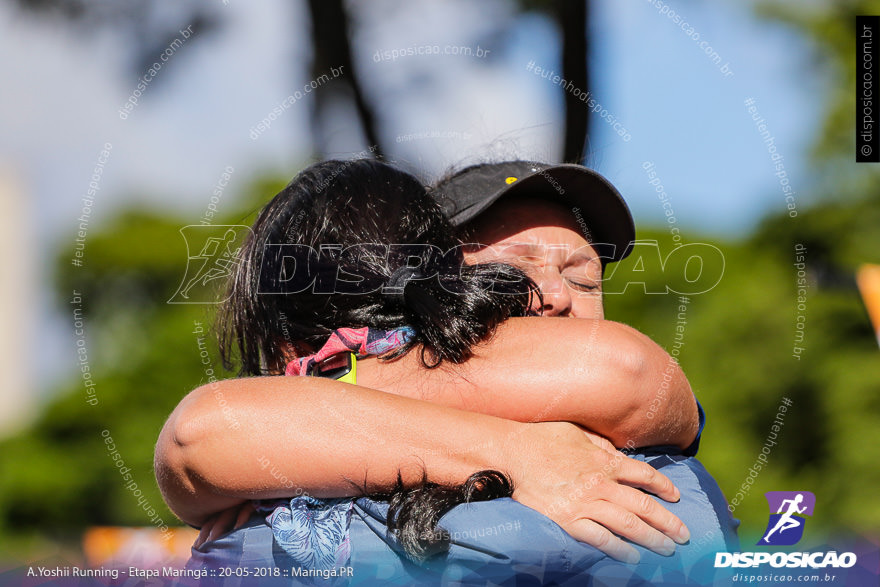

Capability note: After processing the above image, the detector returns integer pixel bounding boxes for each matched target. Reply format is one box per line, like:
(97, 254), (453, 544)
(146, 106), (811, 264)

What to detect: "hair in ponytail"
(219, 158), (539, 374)
(218, 158), (539, 560)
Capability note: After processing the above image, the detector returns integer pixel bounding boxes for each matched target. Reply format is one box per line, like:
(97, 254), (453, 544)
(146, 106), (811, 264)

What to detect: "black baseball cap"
(433, 161), (635, 263)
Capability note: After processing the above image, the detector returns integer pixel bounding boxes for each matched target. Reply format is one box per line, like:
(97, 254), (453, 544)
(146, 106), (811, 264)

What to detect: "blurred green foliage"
(604, 201), (880, 543)
(0, 179), (285, 558)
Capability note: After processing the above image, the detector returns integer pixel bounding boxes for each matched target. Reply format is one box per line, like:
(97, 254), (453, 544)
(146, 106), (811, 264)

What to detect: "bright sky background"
(0, 0), (826, 397)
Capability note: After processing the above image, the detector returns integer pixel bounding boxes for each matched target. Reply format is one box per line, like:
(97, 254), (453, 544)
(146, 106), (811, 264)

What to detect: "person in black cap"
(433, 161), (634, 320)
(436, 161), (635, 264)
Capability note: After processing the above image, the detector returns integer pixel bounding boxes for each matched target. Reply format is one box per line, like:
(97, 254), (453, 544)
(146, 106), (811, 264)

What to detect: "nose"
(536, 269), (572, 317)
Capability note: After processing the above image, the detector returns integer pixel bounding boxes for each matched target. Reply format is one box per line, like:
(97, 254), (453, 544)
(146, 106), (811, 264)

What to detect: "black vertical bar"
(559, 0), (589, 165)
(856, 15), (879, 162)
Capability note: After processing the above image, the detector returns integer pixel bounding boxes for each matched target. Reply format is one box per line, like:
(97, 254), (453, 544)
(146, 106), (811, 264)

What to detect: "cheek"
(571, 293), (605, 319)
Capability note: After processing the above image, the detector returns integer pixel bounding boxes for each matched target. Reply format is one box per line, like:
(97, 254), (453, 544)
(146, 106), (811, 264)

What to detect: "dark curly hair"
(217, 159), (539, 560)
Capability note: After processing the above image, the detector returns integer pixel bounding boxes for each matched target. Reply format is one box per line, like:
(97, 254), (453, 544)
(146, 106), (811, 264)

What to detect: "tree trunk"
(306, 0), (385, 158)
(557, 0), (590, 164)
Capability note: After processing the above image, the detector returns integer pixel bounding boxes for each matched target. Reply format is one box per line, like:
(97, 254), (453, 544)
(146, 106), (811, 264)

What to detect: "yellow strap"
(336, 353), (357, 384)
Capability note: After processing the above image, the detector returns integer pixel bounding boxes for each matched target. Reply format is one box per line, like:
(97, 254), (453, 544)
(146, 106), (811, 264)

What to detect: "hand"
(504, 421), (690, 563)
(193, 501), (256, 549)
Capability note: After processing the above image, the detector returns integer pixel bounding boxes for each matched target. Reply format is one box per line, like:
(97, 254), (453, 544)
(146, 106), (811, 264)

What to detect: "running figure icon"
(169, 225), (251, 304)
(178, 228), (241, 299)
(762, 494), (806, 543)
(758, 491), (815, 546)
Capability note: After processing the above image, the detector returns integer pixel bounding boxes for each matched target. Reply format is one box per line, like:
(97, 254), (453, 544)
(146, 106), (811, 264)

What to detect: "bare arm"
(358, 317), (699, 450)
(156, 377), (515, 526)
(156, 378), (688, 561)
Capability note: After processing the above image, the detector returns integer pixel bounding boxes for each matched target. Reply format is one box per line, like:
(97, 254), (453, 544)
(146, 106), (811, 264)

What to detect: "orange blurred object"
(82, 526), (198, 568)
(856, 264), (880, 348)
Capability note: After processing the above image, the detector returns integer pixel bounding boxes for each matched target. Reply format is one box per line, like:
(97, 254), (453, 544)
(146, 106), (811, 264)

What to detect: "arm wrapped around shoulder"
(394, 317), (700, 450)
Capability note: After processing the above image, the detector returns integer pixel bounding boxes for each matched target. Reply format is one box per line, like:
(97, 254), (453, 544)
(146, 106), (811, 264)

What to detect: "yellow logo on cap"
(505, 176), (518, 184)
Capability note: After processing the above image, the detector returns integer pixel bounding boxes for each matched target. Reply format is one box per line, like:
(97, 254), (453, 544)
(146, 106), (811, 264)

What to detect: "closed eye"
(565, 278), (600, 292)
